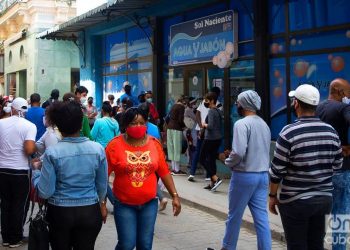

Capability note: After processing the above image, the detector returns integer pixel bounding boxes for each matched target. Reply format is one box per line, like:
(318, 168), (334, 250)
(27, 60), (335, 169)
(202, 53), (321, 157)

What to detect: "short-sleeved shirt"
(26, 106), (46, 141)
(0, 116), (37, 170)
(106, 135), (170, 205)
(316, 100), (350, 145)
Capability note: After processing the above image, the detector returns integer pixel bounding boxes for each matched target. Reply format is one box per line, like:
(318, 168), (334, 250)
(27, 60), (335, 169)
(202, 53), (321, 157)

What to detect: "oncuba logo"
(326, 214), (350, 233)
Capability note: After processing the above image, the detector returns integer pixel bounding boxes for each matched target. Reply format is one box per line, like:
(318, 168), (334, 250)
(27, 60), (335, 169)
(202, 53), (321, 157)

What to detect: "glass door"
(185, 68), (204, 99)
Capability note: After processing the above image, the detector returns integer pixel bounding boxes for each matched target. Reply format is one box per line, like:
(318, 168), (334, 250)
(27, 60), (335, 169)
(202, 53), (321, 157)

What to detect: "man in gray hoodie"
(220, 90), (271, 250)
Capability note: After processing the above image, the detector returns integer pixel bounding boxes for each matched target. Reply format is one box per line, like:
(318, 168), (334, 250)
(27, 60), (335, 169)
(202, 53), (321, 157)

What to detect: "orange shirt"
(106, 135), (170, 205)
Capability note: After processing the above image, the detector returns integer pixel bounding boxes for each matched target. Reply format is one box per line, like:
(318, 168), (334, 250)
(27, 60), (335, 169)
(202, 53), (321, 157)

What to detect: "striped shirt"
(269, 116), (343, 204)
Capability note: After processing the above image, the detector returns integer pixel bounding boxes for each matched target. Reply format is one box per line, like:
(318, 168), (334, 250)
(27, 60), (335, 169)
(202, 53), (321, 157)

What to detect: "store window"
(289, 0), (350, 31)
(165, 67), (184, 114)
(102, 27), (152, 101)
(229, 60), (255, 140)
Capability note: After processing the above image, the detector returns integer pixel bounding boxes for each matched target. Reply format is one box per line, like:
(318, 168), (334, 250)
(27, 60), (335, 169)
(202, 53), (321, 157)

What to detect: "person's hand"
(100, 202), (108, 223)
(172, 196), (181, 216)
(31, 158), (42, 170)
(224, 149), (231, 158)
(269, 197), (279, 215)
(342, 146), (350, 157)
(218, 153), (226, 163)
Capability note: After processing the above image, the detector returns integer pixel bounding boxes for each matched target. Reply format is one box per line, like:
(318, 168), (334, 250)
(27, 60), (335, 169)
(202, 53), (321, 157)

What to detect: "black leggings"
(47, 203), (102, 250)
(199, 139), (221, 179)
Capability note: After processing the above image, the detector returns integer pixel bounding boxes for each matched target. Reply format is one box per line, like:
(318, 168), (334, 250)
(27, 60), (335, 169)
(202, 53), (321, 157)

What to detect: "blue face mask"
(146, 98), (153, 103)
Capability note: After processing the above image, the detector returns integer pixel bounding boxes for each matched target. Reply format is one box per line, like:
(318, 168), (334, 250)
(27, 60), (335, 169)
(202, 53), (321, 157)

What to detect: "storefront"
(38, 0), (350, 144)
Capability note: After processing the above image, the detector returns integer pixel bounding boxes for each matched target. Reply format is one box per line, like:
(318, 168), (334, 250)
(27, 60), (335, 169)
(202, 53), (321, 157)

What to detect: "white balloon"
(225, 42), (234, 55)
(217, 51), (227, 69)
(212, 56), (218, 65)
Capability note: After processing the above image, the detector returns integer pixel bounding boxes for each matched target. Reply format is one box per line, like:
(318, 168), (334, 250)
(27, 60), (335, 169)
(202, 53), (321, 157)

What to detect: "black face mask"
(204, 102), (210, 108)
(88, 101), (93, 105)
(291, 104), (297, 117)
(237, 106), (244, 117)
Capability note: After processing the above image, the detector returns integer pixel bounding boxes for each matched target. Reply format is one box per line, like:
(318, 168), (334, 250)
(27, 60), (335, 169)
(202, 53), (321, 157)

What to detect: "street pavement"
(0, 202), (286, 250)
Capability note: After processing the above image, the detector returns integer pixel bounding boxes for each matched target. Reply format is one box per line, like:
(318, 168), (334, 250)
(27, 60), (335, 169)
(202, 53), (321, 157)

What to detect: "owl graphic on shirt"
(125, 150), (153, 187)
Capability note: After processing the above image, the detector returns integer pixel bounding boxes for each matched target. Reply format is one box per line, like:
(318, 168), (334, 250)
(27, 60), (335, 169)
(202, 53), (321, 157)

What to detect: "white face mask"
(3, 106), (11, 113)
(80, 97), (87, 104)
(342, 97), (350, 105)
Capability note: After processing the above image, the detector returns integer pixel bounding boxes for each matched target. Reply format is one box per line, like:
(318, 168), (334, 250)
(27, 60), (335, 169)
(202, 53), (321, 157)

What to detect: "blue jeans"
(113, 198), (158, 250)
(222, 171), (271, 250)
(332, 171), (350, 250)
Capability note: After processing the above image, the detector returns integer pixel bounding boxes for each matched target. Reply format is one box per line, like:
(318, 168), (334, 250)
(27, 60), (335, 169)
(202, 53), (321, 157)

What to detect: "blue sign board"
(170, 10), (238, 66)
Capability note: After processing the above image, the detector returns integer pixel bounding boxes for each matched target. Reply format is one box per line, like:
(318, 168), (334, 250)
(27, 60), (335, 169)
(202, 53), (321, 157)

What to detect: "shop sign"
(170, 10), (238, 66)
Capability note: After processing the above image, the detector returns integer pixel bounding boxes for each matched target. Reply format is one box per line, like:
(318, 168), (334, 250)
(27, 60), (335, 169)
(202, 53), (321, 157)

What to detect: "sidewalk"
(165, 170), (286, 242)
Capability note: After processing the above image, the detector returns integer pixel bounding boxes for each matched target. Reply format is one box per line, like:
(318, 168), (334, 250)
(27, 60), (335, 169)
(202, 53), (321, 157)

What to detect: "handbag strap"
(27, 188), (48, 223)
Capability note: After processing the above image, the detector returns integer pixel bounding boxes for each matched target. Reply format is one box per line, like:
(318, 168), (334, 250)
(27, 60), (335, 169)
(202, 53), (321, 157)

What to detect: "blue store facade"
(38, 0), (350, 146)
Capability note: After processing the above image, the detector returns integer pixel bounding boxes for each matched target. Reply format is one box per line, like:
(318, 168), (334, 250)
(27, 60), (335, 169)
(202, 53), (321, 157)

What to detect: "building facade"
(39, 0), (350, 144)
(0, 0), (79, 99)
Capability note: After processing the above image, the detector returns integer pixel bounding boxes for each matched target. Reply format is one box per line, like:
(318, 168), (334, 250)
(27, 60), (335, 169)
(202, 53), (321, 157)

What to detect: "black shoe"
(211, 178), (223, 192)
(204, 184), (212, 190)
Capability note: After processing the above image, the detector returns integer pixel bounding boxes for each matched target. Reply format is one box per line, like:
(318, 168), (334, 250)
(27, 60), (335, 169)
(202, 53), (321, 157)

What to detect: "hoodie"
(91, 117), (120, 148)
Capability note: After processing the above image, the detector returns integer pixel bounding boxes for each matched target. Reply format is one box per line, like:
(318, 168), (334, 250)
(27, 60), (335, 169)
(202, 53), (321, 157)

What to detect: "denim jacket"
(32, 137), (107, 207)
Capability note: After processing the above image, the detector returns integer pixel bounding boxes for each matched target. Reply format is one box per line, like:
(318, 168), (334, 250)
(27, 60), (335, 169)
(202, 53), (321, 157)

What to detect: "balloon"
(290, 38), (297, 46)
(270, 43), (279, 54)
(212, 56), (218, 65)
(331, 56), (345, 72)
(278, 77), (283, 85)
(225, 42), (234, 55)
(217, 51), (227, 69)
(274, 70), (280, 78)
(273, 86), (283, 98)
(346, 30), (350, 38)
(293, 60), (309, 78)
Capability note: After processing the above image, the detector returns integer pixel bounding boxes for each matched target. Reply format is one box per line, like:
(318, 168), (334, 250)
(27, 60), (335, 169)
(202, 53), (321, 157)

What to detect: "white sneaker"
(187, 175), (195, 182)
(159, 198), (168, 211)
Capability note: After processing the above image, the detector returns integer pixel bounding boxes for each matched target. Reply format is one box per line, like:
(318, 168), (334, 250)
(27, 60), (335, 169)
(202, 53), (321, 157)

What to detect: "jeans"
(114, 198), (158, 250)
(0, 169), (30, 245)
(47, 203), (102, 250)
(222, 171), (271, 250)
(332, 171), (350, 250)
(279, 196), (332, 250)
(199, 139), (221, 179)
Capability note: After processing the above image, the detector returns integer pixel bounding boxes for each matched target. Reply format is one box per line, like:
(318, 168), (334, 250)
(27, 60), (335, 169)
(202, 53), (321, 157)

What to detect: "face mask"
(342, 97), (350, 105)
(204, 102), (210, 108)
(3, 104), (11, 113)
(80, 97), (87, 104)
(146, 98), (153, 103)
(126, 125), (147, 139)
(88, 100), (93, 104)
(237, 106), (244, 117)
(8, 97), (13, 102)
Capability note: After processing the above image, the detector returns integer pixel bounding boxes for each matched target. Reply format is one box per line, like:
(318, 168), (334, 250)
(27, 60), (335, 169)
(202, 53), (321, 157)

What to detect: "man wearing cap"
(0, 97), (37, 248)
(316, 78), (350, 250)
(220, 90), (271, 250)
(26, 93), (46, 141)
(269, 84), (343, 250)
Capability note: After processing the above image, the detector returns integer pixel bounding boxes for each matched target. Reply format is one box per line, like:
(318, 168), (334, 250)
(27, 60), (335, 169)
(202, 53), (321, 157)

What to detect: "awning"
(36, 0), (155, 41)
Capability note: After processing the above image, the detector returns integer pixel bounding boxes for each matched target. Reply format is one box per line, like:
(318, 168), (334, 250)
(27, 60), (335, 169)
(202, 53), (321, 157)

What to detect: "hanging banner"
(170, 10), (238, 66)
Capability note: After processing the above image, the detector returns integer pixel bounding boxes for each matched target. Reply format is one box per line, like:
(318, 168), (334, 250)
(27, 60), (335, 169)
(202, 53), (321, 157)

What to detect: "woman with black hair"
(32, 101), (108, 250)
(106, 107), (181, 250)
(91, 101), (120, 148)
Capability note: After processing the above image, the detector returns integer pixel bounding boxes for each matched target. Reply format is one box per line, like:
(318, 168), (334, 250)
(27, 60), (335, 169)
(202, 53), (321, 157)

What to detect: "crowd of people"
(0, 78), (349, 250)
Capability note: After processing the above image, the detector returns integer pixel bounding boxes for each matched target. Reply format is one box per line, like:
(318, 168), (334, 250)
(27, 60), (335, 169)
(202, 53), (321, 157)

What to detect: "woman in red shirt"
(105, 107), (181, 250)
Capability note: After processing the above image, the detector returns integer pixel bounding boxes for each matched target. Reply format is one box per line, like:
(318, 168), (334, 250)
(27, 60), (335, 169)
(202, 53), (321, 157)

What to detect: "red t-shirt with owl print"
(106, 135), (170, 205)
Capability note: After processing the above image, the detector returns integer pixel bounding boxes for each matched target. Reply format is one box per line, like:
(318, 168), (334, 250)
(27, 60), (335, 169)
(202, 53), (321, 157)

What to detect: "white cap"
(11, 97), (28, 112)
(123, 81), (130, 88)
(288, 84), (320, 106)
